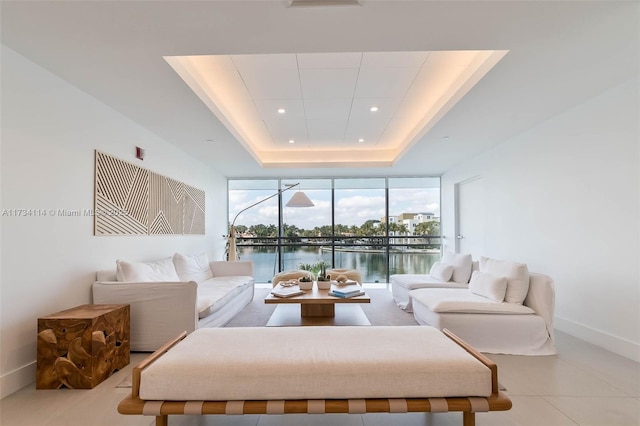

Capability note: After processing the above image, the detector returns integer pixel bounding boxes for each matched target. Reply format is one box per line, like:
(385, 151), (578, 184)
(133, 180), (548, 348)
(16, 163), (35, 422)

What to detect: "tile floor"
(1, 331), (638, 426)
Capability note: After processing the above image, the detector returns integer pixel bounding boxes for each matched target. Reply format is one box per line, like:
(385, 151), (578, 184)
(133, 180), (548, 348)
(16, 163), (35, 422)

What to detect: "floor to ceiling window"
(387, 177), (442, 276)
(227, 179), (280, 281)
(333, 178), (387, 282)
(228, 177), (440, 284)
(280, 179), (332, 272)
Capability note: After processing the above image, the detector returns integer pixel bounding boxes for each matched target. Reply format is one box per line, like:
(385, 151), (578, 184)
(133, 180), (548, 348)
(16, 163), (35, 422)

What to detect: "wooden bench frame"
(118, 329), (512, 426)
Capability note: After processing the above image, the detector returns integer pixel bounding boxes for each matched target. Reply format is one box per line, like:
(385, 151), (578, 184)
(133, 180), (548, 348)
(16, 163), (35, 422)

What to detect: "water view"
(229, 177), (443, 283)
(238, 246), (441, 283)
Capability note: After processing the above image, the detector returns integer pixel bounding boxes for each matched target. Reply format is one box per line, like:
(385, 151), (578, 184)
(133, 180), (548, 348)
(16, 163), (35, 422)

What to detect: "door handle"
(457, 235), (464, 239)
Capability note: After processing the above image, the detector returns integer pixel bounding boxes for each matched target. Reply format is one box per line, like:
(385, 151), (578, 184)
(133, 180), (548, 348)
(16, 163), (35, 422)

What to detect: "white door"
(455, 177), (485, 258)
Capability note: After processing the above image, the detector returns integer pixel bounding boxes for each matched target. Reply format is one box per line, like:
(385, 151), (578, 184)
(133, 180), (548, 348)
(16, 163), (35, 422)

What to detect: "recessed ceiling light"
(289, 139), (295, 144)
(277, 108), (286, 114)
(358, 138), (365, 142)
(288, 0), (361, 6)
(370, 106), (379, 112)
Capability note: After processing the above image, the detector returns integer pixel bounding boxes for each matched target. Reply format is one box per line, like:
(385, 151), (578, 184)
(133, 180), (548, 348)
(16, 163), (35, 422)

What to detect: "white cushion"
(116, 257), (180, 282)
(197, 276), (254, 318)
(140, 326), (492, 400)
(390, 274), (468, 290)
(479, 257), (530, 304)
(173, 252), (214, 283)
(429, 262), (454, 282)
(468, 271), (507, 302)
(410, 288), (535, 315)
(442, 252), (473, 284)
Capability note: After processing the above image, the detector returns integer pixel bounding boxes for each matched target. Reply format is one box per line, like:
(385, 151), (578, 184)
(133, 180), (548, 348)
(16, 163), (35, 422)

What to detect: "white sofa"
(410, 256), (556, 356)
(92, 254), (254, 351)
(391, 252), (477, 312)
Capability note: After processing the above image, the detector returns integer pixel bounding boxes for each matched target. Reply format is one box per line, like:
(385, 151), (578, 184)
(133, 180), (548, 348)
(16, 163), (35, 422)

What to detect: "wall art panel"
(94, 151), (205, 235)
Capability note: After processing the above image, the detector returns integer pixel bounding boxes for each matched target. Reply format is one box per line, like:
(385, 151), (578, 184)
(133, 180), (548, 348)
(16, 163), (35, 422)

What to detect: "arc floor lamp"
(227, 183), (314, 261)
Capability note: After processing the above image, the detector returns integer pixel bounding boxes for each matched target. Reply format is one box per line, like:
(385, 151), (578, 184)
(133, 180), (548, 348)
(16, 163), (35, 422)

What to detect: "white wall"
(441, 77), (640, 361)
(0, 46), (228, 397)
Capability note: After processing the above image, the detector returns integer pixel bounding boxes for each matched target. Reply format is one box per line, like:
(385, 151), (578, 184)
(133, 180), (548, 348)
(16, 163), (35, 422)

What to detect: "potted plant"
(315, 260), (332, 289)
(298, 272), (314, 290)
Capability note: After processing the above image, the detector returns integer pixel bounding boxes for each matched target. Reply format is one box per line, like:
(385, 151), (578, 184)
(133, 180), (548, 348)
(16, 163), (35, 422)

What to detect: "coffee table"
(265, 284), (371, 326)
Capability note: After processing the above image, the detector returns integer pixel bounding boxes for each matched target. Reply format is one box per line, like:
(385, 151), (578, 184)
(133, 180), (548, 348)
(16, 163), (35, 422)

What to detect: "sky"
(229, 187), (440, 230)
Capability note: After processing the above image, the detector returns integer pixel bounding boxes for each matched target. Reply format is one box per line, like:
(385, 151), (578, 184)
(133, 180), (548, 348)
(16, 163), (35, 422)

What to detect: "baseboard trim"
(555, 316), (640, 362)
(0, 361), (35, 399)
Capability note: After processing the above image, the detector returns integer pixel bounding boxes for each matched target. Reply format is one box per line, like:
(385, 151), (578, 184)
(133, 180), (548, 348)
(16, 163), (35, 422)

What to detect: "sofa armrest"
(524, 273), (556, 341)
(92, 281), (198, 351)
(209, 260), (254, 278)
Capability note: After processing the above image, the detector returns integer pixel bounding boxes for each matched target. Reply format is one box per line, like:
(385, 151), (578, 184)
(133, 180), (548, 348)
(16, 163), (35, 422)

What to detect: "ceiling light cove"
(165, 50), (508, 168)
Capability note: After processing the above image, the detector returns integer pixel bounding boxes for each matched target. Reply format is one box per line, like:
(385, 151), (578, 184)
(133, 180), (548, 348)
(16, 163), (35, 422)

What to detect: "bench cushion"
(140, 326), (492, 401)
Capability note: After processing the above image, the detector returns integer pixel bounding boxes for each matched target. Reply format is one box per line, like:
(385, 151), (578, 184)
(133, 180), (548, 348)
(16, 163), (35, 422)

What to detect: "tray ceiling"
(166, 50), (507, 168)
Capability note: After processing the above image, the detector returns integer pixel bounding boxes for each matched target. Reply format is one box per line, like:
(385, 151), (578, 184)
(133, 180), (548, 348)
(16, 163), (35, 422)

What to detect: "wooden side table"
(37, 304), (130, 389)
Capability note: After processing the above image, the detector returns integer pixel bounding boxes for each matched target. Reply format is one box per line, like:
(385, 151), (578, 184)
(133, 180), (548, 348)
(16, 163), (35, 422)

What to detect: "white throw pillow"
(116, 257), (180, 282)
(429, 262), (454, 282)
(468, 271), (508, 302)
(173, 252), (214, 282)
(441, 252), (473, 284)
(479, 256), (530, 304)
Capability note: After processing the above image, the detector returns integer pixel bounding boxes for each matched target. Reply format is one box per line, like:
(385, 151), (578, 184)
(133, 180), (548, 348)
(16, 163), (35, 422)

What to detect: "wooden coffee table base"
(266, 304), (370, 327)
(301, 303), (334, 317)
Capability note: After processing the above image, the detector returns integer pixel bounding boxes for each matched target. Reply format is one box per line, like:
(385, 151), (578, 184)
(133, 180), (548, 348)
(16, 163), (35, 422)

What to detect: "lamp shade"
(285, 191), (314, 207)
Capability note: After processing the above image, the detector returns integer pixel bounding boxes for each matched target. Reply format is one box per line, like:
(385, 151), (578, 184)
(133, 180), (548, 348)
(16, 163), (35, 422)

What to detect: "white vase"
(317, 280), (331, 290)
(298, 280), (313, 290)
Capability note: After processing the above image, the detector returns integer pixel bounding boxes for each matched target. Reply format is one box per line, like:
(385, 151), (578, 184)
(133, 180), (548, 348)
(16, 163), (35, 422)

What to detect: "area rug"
(225, 287), (419, 327)
(116, 376), (132, 388)
(115, 290), (509, 391)
(116, 287), (418, 388)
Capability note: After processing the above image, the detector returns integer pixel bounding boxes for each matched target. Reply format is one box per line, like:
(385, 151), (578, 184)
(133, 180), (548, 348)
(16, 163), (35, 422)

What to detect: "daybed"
(391, 252), (477, 312)
(118, 326), (512, 426)
(92, 253), (254, 351)
(411, 256), (556, 356)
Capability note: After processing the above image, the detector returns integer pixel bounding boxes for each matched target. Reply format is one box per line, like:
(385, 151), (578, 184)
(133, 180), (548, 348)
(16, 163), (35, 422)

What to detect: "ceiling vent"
(287, 0), (361, 7)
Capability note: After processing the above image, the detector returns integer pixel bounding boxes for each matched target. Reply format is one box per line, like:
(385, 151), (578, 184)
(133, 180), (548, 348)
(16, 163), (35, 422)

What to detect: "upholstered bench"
(118, 326), (511, 425)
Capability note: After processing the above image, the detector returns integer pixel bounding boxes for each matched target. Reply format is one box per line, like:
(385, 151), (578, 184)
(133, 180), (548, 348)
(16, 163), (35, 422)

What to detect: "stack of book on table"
(271, 287), (305, 298)
(328, 284), (365, 298)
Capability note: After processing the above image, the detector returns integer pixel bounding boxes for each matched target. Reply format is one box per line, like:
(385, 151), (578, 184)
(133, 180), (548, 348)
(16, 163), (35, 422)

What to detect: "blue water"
(237, 247), (440, 283)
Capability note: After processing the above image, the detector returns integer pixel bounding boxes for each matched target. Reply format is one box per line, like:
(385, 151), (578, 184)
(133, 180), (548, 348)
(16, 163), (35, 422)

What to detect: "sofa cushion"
(479, 257), (530, 304)
(116, 257), (180, 282)
(468, 271), (507, 302)
(442, 252), (473, 284)
(173, 252), (214, 283)
(429, 262), (454, 282)
(410, 288), (535, 315)
(390, 274), (468, 290)
(197, 276), (254, 318)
